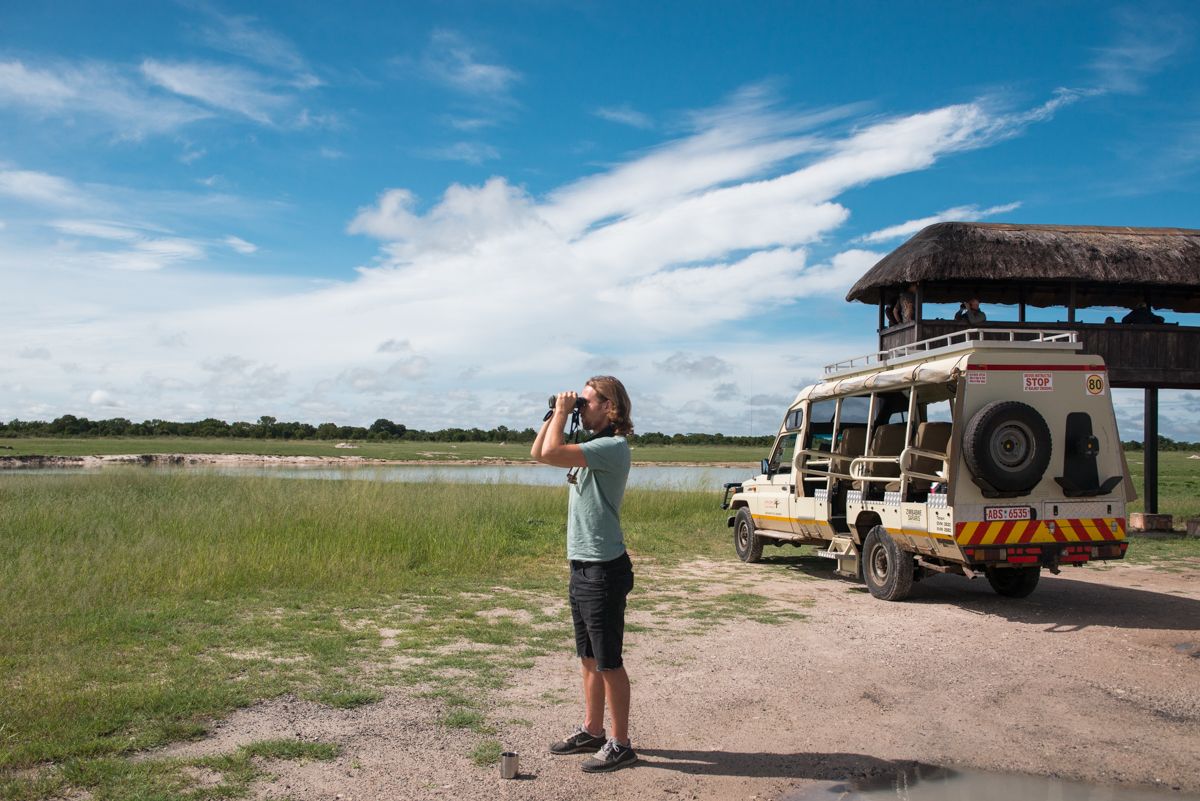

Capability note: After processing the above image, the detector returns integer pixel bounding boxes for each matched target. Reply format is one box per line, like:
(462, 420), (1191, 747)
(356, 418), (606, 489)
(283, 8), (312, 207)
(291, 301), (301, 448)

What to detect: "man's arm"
(531, 392), (588, 468)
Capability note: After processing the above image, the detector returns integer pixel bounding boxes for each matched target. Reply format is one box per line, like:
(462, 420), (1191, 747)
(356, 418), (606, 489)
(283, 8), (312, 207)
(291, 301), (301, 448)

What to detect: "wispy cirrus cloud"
(1091, 8), (1189, 94)
(595, 103), (654, 128)
(49, 218), (208, 271)
(419, 29), (521, 98)
(140, 59), (291, 125)
(0, 59), (212, 138)
(430, 142), (500, 164)
(857, 201), (1022, 244)
(199, 13), (318, 85)
(0, 169), (88, 206)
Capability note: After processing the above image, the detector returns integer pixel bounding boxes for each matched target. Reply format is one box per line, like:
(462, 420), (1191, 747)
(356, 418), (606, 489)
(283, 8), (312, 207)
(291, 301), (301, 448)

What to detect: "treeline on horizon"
(4, 415), (1196, 451)
(0, 414), (779, 447)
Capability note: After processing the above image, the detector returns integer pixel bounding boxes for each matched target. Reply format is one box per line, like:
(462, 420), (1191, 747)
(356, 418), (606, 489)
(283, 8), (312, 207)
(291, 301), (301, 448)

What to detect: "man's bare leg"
(581, 658), (630, 744)
(601, 666), (630, 744)
(581, 658), (606, 737)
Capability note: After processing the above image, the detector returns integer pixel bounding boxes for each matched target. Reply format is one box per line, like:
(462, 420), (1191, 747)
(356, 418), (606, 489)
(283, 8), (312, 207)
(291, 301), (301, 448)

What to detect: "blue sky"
(2, 1), (1199, 439)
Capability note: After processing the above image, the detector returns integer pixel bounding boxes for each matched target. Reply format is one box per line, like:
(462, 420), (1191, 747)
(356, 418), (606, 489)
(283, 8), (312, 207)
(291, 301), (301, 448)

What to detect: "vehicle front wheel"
(985, 566), (1041, 598)
(733, 509), (763, 563)
(862, 526), (914, 601)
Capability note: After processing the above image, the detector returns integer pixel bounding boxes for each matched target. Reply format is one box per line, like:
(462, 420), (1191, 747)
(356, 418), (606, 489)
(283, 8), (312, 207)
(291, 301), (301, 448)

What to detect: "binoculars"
(549, 396), (586, 411)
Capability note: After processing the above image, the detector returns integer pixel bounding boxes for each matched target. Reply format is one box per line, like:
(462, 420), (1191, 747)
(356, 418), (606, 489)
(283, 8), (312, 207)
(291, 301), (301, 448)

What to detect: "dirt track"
(159, 558), (1200, 800)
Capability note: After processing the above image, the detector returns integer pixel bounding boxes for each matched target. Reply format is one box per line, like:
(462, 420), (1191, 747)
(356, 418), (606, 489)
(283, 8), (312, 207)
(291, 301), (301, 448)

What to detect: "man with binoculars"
(530, 375), (638, 773)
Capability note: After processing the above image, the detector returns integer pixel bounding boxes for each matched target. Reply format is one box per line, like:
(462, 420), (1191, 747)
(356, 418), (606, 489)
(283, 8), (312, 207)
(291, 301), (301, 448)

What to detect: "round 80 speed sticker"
(1086, 373), (1106, 395)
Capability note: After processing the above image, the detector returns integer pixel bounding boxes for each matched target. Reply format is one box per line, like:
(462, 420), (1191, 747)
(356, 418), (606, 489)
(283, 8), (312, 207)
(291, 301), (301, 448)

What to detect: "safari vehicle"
(721, 328), (1135, 601)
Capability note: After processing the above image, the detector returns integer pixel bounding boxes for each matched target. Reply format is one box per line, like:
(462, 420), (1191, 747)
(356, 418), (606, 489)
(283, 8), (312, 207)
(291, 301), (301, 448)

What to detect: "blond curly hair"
(586, 375), (634, 435)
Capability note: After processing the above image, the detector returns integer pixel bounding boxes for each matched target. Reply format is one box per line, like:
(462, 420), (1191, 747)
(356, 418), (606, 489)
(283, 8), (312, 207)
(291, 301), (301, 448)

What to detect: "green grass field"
(0, 471), (734, 799)
(0, 437), (763, 463)
(1125, 451), (1200, 525)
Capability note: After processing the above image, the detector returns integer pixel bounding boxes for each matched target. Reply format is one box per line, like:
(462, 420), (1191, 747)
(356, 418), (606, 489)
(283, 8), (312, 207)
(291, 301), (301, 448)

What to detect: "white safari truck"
(721, 329), (1135, 601)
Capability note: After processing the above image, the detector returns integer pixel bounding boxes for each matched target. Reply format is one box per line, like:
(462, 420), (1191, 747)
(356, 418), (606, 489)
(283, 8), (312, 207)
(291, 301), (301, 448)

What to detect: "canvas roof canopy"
(845, 222), (1200, 314)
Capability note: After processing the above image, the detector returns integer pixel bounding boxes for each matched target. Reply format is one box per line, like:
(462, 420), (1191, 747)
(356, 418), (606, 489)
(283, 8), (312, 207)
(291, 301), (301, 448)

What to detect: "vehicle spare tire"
(963, 401), (1052, 492)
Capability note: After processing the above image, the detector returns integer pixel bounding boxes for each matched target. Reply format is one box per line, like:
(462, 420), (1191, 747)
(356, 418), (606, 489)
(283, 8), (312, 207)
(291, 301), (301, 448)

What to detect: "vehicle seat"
(829, 427), (867, 479)
(908, 422), (953, 492)
(858, 423), (906, 493)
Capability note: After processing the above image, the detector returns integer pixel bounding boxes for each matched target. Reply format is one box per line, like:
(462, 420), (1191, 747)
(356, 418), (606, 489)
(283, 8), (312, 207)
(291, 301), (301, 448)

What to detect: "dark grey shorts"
(569, 551), (634, 671)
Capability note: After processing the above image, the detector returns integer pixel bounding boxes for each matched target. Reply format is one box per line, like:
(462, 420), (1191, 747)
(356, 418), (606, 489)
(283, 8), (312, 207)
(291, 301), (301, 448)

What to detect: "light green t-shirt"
(567, 435), (631, 562)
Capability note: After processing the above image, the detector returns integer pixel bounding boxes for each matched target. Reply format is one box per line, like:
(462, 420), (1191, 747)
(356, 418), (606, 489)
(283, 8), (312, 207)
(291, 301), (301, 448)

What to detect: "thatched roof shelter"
(846, 222), (1200, 314)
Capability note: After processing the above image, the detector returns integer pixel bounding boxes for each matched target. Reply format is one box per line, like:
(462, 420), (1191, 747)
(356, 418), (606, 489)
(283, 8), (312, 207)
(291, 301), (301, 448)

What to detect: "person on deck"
(954, 299), (987, 324)
(1122, 303), (1165, 325)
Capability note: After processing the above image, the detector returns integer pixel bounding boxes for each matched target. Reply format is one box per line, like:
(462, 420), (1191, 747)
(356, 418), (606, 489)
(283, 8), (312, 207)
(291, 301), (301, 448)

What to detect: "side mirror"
(760, 458), (772, 476)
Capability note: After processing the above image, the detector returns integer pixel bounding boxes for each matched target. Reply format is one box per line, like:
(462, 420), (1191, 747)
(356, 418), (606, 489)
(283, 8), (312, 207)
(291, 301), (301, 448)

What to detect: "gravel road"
(158, 557), (1200, 800)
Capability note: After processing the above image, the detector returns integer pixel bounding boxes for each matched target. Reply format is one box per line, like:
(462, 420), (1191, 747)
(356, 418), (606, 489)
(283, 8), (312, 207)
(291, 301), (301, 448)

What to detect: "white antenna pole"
(750, 371), (754, 438)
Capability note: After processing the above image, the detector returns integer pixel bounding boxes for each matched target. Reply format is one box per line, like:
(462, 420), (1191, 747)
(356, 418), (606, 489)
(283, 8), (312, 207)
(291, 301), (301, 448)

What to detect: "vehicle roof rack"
(823, 328), (1080, 377)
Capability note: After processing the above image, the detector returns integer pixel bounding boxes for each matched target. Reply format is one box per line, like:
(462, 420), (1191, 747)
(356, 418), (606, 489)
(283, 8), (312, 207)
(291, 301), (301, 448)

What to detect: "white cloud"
(655, 353), (731, 378)
(200, 14), (313, 78)
(431, 142), (500, 164)
(0, 89), (1096, 433)
(595, 104), (653, 128)
(320, 147), (345, 159)
(0, 59), (212, 137)
(20, 347), (51, 360)
(49, 219), (207, 271)
(377, 338), (412, 353)
(201, 356), (289, 401)
(712, 382), (741, 401)
(420, 30), (520, 97)
(0, 170), (86, 206)
(89, 389), (124, 407)
(858, 202), (1022, 244)
(586, 356), (622, 372)
(140, 59), (289, 125)
(387, 356), (431, 380)
(222, 235), (258, 254)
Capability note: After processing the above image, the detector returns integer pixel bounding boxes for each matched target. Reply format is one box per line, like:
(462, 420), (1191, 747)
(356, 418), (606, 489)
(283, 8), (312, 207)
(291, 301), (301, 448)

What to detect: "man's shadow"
(635, 749), (946, 783)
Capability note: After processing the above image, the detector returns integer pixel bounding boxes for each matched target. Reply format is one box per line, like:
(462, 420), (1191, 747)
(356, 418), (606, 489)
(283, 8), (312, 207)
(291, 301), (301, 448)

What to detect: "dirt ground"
(156, 558), (1200, 800)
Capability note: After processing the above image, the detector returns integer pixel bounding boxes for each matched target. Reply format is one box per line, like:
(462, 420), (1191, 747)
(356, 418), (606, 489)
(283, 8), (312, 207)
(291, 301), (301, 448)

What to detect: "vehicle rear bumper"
(963, 541), (1127, 567)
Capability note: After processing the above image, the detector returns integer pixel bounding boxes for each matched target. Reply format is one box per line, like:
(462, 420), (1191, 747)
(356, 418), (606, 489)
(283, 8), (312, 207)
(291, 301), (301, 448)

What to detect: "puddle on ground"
(784, 764), (1198, 801)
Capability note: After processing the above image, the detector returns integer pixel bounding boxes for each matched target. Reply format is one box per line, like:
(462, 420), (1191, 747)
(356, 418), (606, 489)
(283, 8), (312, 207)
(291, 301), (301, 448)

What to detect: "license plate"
(984, 506), (1032, 522)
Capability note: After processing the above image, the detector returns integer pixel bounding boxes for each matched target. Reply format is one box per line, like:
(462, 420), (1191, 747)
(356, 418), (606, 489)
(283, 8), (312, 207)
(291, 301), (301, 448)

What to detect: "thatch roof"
(846, 222), (1200, 313)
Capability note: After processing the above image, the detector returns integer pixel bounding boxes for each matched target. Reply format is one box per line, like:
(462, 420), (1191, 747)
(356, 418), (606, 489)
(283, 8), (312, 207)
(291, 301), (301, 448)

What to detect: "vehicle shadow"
(635, 748), (942, 781)
(758, 553), (1200, 632)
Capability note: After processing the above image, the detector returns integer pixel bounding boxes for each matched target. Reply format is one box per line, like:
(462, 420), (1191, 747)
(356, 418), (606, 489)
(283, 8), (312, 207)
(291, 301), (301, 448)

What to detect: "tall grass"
(2, 471), (562, 613)
(0, 470), (724, 779)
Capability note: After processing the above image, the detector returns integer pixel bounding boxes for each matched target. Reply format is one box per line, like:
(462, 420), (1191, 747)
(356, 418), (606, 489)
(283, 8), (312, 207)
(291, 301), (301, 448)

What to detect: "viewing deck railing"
(824, 328), (1079, 376)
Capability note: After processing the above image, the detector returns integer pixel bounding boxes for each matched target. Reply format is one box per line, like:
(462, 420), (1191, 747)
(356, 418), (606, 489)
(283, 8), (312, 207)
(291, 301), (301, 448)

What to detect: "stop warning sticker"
(1023, 372), (1053, 391)
(1086, 373), (1106, 395)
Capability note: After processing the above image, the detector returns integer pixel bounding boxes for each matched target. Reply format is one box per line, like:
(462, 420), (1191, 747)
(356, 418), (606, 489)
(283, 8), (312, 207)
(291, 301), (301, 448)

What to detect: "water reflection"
(785, 764), (1196, 801)
(10, 462), (757, 490)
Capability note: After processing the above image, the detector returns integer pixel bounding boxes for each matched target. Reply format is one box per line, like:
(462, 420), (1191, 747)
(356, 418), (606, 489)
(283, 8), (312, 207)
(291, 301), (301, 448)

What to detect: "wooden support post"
(878, 298), (885, 333)
(915, 282), (923, 342)
(1019, 285), (1026, 323)
(1068, 282), (1076, 324)
(1145, 387), (1158, 514)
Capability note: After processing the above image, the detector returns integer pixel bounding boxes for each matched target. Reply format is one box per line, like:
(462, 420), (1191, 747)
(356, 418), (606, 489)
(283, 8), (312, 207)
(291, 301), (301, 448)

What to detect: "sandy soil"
(152, 559), (1200, 800)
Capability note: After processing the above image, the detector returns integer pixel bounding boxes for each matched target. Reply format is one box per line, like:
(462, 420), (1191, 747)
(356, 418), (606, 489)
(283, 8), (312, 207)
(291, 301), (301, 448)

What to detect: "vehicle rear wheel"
(985, 566), (1041, 598)
(862, 525), (913, 601)
(733, 508), (763, 563)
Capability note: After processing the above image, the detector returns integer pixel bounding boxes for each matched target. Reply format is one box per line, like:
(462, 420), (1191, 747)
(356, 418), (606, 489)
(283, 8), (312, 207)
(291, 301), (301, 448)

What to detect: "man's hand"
(556, 391), (580, 417)
(530, 390), (589, 468)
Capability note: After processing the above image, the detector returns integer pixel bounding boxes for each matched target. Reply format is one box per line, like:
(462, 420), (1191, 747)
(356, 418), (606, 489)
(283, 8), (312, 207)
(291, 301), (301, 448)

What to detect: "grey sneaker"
(549, 724), (606, 755)
(581, 737), (638, 772)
